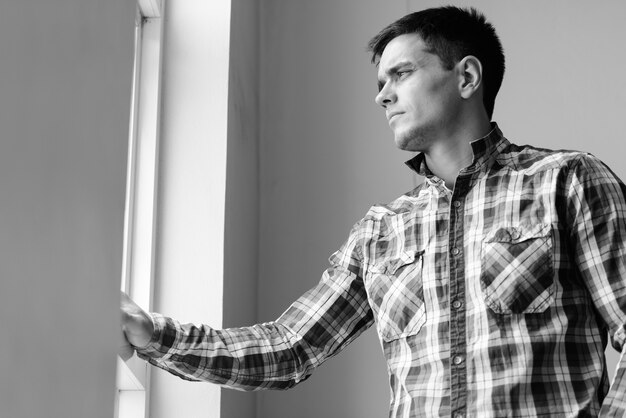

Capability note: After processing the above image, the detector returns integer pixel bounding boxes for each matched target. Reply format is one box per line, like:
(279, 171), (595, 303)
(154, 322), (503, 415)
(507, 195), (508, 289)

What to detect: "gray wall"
(254, 1), (626, 417)
(223, 0), (261, 417)
(0, 1), (135, 417)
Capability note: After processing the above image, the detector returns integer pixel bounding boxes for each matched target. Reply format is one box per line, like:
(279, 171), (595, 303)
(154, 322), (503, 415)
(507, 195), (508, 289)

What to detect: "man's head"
(368, 7), (505, 120)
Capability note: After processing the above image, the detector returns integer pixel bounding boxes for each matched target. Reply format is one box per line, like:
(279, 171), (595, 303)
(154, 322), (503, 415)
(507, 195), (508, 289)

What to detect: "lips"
(387, 111), (403, 123)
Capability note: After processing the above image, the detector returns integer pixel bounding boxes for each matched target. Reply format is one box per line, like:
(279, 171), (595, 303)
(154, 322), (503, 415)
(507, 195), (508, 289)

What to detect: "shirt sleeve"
(134, 220), (374, 391)
(563, 154), (626, 415)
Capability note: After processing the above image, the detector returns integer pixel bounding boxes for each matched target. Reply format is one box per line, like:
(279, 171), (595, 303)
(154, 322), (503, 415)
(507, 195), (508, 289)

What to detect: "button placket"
(448, 183), (468, 416)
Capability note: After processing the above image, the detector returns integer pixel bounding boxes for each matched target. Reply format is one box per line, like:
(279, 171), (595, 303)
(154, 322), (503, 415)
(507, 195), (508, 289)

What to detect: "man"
(121, 6), (626, 417)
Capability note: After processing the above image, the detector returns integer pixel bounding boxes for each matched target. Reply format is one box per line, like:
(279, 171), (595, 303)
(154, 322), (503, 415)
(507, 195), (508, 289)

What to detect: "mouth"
(387, 112), (403, 123)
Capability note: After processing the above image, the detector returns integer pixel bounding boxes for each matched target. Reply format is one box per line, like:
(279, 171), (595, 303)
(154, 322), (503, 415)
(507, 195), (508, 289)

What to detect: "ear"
(457, 55), (483, 100)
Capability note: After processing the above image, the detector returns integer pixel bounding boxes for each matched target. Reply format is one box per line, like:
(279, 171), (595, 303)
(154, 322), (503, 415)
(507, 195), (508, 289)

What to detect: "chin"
(394, 138), (415, 151)
(394, 133), (426, 152)
(393, 125), (433, 152)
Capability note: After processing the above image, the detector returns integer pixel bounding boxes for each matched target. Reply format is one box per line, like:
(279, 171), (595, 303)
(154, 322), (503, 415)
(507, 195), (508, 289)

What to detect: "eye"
(397, 69), (412, 79)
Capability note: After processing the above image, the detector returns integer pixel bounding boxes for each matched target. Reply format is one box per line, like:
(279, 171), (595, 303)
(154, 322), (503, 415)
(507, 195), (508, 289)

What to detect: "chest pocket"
(481, 223), (555, 314)
(367, 250), (426, 342)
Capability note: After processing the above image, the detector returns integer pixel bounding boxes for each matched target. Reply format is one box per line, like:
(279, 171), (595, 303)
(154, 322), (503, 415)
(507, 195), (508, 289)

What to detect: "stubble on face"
(393, 121), (438, 152)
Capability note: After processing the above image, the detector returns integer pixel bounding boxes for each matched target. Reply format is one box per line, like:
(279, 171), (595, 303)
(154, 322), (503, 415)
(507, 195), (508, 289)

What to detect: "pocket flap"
(369, 249), (423, 275)
(484, 222), (551, 244)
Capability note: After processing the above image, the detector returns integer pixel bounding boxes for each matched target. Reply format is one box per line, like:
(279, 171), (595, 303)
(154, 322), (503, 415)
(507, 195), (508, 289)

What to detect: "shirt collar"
(405, 122), (508, 178)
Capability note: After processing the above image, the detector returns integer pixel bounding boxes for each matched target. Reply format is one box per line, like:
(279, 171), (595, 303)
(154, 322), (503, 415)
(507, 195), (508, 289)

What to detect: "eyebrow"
(377, 60), (415, 91)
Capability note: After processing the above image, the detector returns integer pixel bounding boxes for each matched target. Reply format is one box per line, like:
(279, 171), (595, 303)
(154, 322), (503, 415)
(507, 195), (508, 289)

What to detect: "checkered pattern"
(136, 124), (626, 417)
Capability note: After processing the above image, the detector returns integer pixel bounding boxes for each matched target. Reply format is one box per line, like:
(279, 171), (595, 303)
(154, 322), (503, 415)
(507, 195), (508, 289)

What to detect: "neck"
(424, 117), (492, 189)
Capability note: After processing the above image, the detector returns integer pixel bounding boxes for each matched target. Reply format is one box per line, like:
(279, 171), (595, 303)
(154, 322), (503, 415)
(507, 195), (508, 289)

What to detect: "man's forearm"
(134, 313), (317, 390)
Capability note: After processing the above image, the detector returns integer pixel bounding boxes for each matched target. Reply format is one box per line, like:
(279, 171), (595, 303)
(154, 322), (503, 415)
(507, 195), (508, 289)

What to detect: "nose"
(375, 82), (396, 108)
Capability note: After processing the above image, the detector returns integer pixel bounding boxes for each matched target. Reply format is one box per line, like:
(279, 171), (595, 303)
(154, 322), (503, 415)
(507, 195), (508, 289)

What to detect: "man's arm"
(564, 154), (626, 415)
(119, 221), (374, 390)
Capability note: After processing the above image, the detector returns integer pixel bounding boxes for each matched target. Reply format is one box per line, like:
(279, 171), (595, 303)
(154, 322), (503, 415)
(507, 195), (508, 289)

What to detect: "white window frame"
(115, 1), (233, 416)
(116, 1), (164, 417)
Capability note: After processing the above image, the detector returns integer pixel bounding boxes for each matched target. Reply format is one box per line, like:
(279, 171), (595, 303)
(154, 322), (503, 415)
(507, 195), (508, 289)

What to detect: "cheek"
(403, 75), (458, 116)
(428, 82), (460, 116)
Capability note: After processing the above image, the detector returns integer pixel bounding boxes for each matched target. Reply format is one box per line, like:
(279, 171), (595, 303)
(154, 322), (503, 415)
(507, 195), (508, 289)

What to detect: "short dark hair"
(367, 6), (505, 119)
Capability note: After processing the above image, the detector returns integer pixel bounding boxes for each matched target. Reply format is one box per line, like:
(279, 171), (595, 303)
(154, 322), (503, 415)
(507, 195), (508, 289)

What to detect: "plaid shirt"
(137, 124), (626, 417)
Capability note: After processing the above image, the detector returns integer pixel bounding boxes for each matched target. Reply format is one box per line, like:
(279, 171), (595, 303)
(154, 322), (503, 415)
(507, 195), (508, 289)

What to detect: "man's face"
(375, 33), (461, 152)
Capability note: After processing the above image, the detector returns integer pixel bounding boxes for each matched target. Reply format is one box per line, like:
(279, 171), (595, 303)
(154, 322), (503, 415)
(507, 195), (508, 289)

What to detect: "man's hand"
(119, 325), (134, 361)
(120, 291), (154, 350)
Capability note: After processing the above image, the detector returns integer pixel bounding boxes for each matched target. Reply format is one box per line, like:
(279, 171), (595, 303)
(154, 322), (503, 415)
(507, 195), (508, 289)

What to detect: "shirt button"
(452, 299), (463, 309)
(511, 229), (521, 240)
(452, 355), (464, 365)
(451, 247), (460, 256)
(453, 200), (461, 208)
